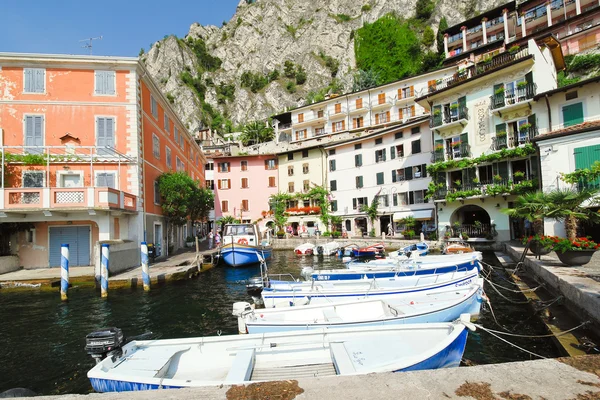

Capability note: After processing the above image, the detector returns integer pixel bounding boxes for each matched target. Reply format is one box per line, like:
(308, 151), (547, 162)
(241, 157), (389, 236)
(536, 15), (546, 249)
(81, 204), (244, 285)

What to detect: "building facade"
(0, 52), (204, 269)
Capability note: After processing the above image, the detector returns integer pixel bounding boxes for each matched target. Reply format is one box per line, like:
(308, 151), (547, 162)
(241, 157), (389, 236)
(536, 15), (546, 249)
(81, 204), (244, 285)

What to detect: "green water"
(0, 251), (558, 395)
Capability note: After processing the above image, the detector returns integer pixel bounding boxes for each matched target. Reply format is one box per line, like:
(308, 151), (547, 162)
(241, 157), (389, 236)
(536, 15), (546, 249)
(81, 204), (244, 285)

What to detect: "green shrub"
(318, 51), (340, 77)
(568, 54), (600, 72)
(240, 71), (269, 93)
(268, 69), (280, 82)
(332, 231), (342, 238)
(284, 61), (296, 78)
(216, 83), (235, 104)
(286, 81), (297, 93)
(422, 26), (435, 47)
(361, 4), (372, 12)
(334, 14), (352, 23)
(416, 0), (434, 20)
(322, 231), (332, 237)
(166, 93), (175, 104)
(296, 66), (307, 85)
(184, 37), (222, 72)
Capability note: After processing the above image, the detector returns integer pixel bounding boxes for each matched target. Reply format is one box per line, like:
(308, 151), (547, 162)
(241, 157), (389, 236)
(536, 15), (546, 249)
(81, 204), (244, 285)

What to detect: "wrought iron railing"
(490, 82), (536, 110)
(491, 126), (539, 151)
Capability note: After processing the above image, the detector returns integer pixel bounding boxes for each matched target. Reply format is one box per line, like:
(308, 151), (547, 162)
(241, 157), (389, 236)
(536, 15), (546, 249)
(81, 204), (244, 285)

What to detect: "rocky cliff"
(142, 0), (501, 134)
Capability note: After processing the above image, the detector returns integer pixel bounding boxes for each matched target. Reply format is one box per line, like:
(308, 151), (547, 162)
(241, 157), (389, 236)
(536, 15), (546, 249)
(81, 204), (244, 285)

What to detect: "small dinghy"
(86, 316), (474, 392)
(352, 242), (385, 258)
(315, 241), (341, 256)
(388, 242), (430, 258)
(294, 243), (315, 255)
(443, 241), (475, 254)
(233, 279), (483, 334)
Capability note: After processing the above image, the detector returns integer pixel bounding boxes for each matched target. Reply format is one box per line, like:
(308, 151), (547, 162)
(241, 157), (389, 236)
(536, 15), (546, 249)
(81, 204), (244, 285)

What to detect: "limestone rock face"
(142, 0), (501, 132)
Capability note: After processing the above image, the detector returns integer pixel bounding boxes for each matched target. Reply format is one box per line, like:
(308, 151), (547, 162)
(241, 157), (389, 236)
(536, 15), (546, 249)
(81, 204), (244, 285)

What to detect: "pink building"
(213, 154), (279, 232)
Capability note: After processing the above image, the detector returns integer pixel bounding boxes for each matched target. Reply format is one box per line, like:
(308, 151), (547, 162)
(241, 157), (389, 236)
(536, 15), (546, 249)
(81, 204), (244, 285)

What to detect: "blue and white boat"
(85, 316), (474, 392)
(388, 242), (430, 258)
(306, 253), (482, 281)
(220, 224), (272, 267)
(233, 279), (483, 334)
(262, 269), (479, 308)
(345, 251), (483, 269)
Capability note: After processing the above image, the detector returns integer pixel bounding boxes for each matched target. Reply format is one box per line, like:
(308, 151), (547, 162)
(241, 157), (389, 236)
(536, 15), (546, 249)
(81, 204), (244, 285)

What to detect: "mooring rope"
(485, 277), (532, 304)
(474, 320), (590, 339)
(484, 277), (544, 294)
(474, 324), (548, 359)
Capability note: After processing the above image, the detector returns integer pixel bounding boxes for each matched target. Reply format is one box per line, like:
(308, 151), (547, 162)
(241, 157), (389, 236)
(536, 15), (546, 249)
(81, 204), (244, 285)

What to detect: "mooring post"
(141, 241), (150, 291)
(101, 244), (109, 298)
(60, 244), (69, 301)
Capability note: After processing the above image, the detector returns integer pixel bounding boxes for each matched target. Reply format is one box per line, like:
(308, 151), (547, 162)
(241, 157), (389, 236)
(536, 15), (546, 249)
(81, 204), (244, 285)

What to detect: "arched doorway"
(450, 205), (491, 238)
(355, 217), (368, 237)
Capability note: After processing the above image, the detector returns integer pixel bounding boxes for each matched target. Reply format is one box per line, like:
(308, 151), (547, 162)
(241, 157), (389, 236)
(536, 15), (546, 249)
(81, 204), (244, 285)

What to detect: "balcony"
(370, 100), (393, 112)
(285, 206), (321, 215)
(1, 187), (137, 214)
(491, 126), (539, 151)
(433, 177), (538, 202)
(431, 106), (469, 131)
(430, 143), (471, 162)
(490, 82), (536, 114)
(429, 48), (531, 94)
(293, 114), (326, 128)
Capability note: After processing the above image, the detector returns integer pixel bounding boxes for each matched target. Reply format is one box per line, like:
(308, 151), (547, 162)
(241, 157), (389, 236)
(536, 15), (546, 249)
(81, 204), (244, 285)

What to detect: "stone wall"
(0, 255), (20, 274)
(93, 241), (140, 278)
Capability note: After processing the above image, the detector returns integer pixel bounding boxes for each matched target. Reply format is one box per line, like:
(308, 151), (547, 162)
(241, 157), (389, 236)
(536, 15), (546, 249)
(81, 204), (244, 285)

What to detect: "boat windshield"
(224, 225), (255, 236)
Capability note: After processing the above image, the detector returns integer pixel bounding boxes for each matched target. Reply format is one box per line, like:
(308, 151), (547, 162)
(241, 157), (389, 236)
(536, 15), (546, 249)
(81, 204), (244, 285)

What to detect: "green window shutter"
(528, 113), (536, 127)
(574, 144), (600, 189)
(525, 72), (533, 85)
(383, 149), (387, 161)
(529, 156), (539, 178)
(409, 192), (415, 204)
(496, 123), (506, 134)
(376, 172), (384, 185)
(393, 194), (398, 206)
(390, 146), (395, 159)
(352, 198), (357, 209)
(458, 96), (466, 112)
(392, 169), (397, 182)
(331, 200), (338, 212)
(460, 132), (469, 144)
(421, 164), (428, 178)
(434, 139), (443, 147)
(330, 180), (337, 191)
(497, 161), (508, 179)
(405, 167), (413, 180)
(563, 103), (584, 127)
(355, 154), (362, 166)
(433, 105), (442, 125)
(493, 83), (505, 108)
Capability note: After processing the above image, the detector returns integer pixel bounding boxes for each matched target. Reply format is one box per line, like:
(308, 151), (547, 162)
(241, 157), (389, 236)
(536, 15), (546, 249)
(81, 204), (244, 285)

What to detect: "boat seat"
(330, 342), (355, 374)
(322, 308), (343, 323)
(224, 349), (255, 383)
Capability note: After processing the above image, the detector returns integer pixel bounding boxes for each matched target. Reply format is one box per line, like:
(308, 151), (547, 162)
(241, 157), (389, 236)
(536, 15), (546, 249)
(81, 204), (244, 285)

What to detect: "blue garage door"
(49, 226), (91, 267)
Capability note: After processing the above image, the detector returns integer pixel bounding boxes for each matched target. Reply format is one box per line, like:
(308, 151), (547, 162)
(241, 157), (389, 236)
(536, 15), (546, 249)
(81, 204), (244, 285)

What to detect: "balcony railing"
(490, 82), (536, 110)
(491, 126), (539, 151)
(433, 177), (538, 201)
(430, 143), (471, 162)
(1, 187), (137, 212)
(429, 48), (530, 94)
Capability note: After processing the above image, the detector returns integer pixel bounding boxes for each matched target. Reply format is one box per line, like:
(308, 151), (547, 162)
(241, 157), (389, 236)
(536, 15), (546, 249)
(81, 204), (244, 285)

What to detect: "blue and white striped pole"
(141, 242), (150, 291)
(101, 244), (109, 298)
(60, 244), (69, 301)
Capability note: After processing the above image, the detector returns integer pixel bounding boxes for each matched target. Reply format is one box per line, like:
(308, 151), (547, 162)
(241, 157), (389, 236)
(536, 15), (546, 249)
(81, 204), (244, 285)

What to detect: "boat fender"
(459, 313), (477, 331)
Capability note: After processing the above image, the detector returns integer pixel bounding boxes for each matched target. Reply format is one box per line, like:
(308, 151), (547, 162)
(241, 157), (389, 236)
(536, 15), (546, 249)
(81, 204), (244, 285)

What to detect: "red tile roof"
(535, 120), (600, 140)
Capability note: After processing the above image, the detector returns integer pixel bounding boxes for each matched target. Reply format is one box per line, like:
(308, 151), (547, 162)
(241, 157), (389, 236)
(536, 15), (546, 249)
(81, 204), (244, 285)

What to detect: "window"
(395, 131), (403, 140)
(329, 159), (336, 172)
(206, 180), (215, 190)
(24, 115), (44, 154)
(303, 180), (310, 191)
(413, 165), (422, 179)
(315, 127), (326, 136)
(24, 68), (45, 93)
(356, 98), (363, 109)
(375, 149), (386, 163)
(375, 138), (383, 145)
(95, 71), (116, 95)
(329, 149), (336, 156)
(352, 117), (364, 129)
(288, 182), (295, 193)
(295, 130), (307, 140)
(176, 157), (185, 172)
(411, 126), (421, 135)
(241, 177), (249, 188)
(378, 93), (386, 104)
(392, 168), (405, 182)
(96, 172), (116, 188)
(152, 134), (160, 158)
(179, 135), (184, 148)
(151, 95), (158, 119)
(242, 200), (249, 212)
(335, 103), (342, 114)
(166, 147), (172, 169)
(397, 192), (408, 206)
(399, 86), (413, 99)
(399, 106), (414, 120)
(317, 110), (324, 118)
(378, 194), (389, 207)
(331, 200), (338, 212)
(355, 154), (363, 167)
(95, 117), (115, 156)
(563, 102), (584, 127)
(394, 144), (404, 158)
(241, 160), (248, 171)
(218, 162), (230, 172)
(297, 113), (304, 123)
(330, 180), (337, 191)
(288, 166), (294, 176)
(205, 162), (214, 171)
(352, 197), (368, 209)
(174, 126), (179, 145)
(411, 190), (425, 204)
(164, 114), (170, 132)
(23, 171), (44, 188)
(154, 181), (161, 204)
(265, 158), (277, 170)
(355, 175), (364, 188)
(376, 172), (384, 185)
(268, 176), (276, 187)
(354, 144), (362, 150)
(288, 153), (294, 161)
(302, 163), (309, 174)
(411, 140), (421, 154)
(221, 200), (229, 212)
(332, 121), (345, 132)
(218, 179), (231, 189)
(302, 150), (309, 158)
(375, 111), (390, 124)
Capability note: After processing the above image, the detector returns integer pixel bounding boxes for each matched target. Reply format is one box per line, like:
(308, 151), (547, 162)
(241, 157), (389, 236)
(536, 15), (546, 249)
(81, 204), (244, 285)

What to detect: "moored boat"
(315, 241), (341, 256)
(233, 279), (483, 334)
(352, 242), (385, 258)
(85, 316), (474, 392)
(220, 224), (272, 267)
(443, 241), (475, 254)
(294, 242), (315, 255)
(388, 242), (430, 258)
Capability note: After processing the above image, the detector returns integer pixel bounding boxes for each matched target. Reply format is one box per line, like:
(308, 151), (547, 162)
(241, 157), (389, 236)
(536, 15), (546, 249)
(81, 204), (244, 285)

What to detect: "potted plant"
(552, 237), (599, 266)
(185, 236), (195, 248)
(472, 177), (480, 184)
(435, 143), (444, 152)
(496, 130), (507, 137)
(433, 109), (442, 116)
(519, 123), (532, 133)
(514, 171), (525, 182)
(522, 234), (555, 256)
(508, 45), (520, 54)
(276, 230), (285, 239)
(494, 86), (505, 96)
(493, 174), (503, 183)
(449, 103), (459, 111)
(517, 81), (528, 90)
(452, 140), (462, 149)
(454, 179), (462, 188)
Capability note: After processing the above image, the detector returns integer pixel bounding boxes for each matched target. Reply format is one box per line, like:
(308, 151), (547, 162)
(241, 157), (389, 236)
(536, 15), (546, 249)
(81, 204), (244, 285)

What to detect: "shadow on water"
(0, 251), (558, 395)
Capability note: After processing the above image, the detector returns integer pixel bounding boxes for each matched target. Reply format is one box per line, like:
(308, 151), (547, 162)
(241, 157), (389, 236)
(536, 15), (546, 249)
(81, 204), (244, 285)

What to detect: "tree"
(283, 60), (296, 78)
(422, 26), (435, 47)
(295, 65), (307, 85)
(269, 193), (292, 231)
(239, 121), (275, 146)
(501, 191), (548, 236)
(219, 215), (241, 231)
(544, 188), (600, 241)
(189, 186), (214, 223)
(352, 69), (381, 91)
(415, 0), (434, 20)
(360, 189), (382, 234)
(330, 215), (343, 233)
(437, 17), (448, 56)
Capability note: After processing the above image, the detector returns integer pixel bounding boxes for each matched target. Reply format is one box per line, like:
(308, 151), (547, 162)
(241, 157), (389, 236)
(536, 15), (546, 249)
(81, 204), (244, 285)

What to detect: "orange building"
(0, 53), (205, 270)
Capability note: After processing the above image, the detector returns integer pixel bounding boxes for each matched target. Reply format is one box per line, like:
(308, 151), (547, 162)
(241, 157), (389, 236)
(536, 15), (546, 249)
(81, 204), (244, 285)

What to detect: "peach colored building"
(0, 52), (205, 270)
(213, 154), (279, 232)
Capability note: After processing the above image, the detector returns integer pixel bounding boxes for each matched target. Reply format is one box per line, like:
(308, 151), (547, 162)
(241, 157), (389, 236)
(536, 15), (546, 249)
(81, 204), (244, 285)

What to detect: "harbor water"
(0, 251), (559, 395)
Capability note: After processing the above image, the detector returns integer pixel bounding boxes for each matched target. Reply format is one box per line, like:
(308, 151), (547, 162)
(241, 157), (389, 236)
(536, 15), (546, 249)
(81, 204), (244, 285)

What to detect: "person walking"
(208, 231), (214, 249)
(214, 232), (221, 247)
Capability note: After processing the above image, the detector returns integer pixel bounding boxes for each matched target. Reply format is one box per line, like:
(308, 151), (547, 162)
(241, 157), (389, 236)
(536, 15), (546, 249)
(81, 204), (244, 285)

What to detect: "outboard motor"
(85, 327), (124, 364)
(301, 267), (314, 280)
(232, 302), (254, 334)
(315, 246), (324, 256)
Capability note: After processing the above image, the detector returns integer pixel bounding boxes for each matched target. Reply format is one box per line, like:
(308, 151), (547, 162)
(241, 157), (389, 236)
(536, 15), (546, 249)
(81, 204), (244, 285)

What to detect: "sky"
(0, 0), (240, 57)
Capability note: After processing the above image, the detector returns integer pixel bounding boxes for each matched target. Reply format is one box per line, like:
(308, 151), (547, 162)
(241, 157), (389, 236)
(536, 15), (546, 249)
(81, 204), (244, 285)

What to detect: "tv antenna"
(79, 36), (103, 55)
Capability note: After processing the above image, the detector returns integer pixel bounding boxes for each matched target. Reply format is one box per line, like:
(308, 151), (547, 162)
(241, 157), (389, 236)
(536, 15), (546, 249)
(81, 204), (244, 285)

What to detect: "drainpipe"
(544, 94), (552, 132)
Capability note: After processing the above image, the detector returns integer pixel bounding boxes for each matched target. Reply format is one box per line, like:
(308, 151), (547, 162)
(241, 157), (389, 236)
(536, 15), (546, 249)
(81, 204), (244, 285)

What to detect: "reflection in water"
(0, 251), (557, 395)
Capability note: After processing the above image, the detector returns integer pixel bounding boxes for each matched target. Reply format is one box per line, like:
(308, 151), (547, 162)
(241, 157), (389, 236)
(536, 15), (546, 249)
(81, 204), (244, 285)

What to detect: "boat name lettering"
(352, 351), (366, 366)
(316, 276), (331, 281)
(455, 279), (473, 287)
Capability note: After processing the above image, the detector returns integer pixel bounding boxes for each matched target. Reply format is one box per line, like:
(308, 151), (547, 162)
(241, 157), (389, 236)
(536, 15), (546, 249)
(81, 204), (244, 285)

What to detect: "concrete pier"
(18, 355), (600, 399)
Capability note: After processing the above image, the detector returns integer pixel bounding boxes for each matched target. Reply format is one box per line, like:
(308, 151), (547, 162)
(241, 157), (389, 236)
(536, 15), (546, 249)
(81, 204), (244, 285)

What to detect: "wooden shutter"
(264, 160), (269, 170)
(242, 200), (248, 211)
(335, 103), (341, 113)
(410, 86), (414, 97)
(332, 123), (336, 133)
(405, 167), (413, 180)
(421, 164), (428, 178)
(390, 146), (396, 159)
(398, 89), (403, 99)
(410, 105), (415, 117)
(375, 114), (380, 124)
(341, 120), (346, 130)
(386, 111), (390, 122)
(356, 98), (362, 109)
(227, 179), (231, 189)
(298, 113), (304, 123)
(218, 180), (222, 189)
(352, 119), (356, 129)
(392, 169), (397, 182)
(353, 198), (357, 209)
(378, 93), (385, 104)
(460, 132), (469, 145)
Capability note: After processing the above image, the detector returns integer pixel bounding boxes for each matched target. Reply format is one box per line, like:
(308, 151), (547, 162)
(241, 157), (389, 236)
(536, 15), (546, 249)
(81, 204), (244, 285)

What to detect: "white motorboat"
(294, 242), (315, 255)
(315, 241), (341, 256)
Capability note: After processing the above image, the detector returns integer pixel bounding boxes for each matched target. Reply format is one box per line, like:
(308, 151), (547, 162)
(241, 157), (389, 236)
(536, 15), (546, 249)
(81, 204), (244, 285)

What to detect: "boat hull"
(398, 328), (468, 371)
(220, 244), (272, 267)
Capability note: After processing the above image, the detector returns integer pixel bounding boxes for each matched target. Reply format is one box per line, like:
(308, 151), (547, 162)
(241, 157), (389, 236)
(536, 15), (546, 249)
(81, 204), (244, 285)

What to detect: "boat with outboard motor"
(351, 242), (385, 258)
(388, 242), (430, 258)
(85, 316), (475, 392)
(219, 224), (272, 267)
(294, 242), (315, 255)
(315, 241), (341, 256)
(233, 279), (483, 334)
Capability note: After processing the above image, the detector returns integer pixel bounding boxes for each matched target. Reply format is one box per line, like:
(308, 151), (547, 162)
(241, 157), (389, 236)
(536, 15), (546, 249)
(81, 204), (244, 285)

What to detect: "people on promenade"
(214, 232), (221, 247)
(208, 231), (214, 249)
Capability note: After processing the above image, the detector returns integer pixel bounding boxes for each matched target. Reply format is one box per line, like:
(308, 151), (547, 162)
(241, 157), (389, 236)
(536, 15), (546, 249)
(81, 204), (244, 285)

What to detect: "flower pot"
(555, 249), (597, 266)
(528, 240), (552, 256)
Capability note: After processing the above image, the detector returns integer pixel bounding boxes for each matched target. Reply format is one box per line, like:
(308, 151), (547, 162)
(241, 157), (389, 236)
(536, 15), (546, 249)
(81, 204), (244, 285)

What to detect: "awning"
(393, 210), (433, 221)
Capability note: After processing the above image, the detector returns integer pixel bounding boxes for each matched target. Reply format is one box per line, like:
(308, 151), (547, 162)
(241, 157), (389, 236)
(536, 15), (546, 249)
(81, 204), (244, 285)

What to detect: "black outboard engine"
(316, 246), (324, 256)
(85, 327), (124, 364)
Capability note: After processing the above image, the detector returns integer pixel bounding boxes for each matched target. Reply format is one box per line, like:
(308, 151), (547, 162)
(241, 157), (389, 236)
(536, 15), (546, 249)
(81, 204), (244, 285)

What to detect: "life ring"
(237, 238), (248, 245)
